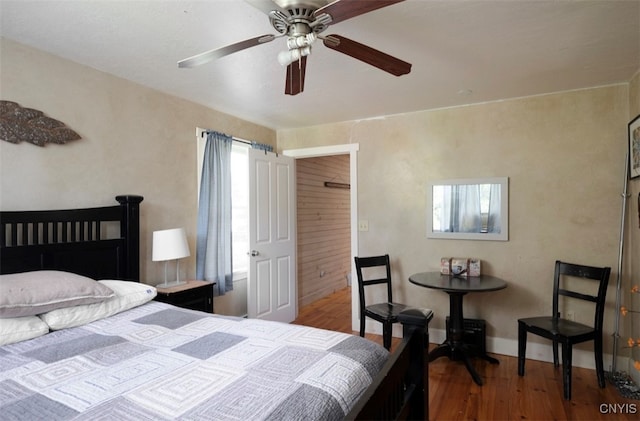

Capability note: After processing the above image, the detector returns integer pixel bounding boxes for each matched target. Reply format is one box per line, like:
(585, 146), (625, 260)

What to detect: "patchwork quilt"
(0, 301), (388, 420)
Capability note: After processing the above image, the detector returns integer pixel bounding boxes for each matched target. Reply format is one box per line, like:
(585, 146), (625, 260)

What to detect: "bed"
(0, 195), (432, 420)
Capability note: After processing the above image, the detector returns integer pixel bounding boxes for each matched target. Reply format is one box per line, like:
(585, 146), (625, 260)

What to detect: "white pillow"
(39, 281), (157, 330)
(0, 270), (115, 318)
(0, 316), (49, 346)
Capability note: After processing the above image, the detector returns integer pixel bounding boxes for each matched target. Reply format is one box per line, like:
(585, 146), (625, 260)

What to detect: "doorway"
(296, 154), (351, 308)
(283, 144), (360, 331)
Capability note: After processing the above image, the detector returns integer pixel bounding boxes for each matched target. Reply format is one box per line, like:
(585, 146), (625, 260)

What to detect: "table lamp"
(152, 228), (190, 287)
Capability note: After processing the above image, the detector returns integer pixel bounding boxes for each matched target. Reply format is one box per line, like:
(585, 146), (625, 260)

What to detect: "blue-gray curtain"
(197, 131), (233, 295)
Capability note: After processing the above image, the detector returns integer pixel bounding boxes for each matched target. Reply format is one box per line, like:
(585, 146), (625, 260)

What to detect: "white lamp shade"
(152, 228), (190, 262)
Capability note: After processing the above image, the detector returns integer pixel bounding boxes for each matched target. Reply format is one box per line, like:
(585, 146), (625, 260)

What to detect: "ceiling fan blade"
(178, 34), (276, 68)
(285, 56), (307, 95)
(323, 34), (411, 76)
(314, 0), (404, 25)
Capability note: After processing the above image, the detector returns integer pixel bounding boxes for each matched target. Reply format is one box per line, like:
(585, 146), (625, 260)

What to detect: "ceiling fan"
(177, 0), (412, 95)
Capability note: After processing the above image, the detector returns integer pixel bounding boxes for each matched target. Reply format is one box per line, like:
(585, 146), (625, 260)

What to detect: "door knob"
(249, 250), (260, 257)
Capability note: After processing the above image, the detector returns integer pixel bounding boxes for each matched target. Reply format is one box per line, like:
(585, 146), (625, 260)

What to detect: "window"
(230, 143), (249, 278)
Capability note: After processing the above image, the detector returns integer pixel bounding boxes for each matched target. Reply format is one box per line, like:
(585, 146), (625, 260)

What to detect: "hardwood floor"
(293, 287), (638, 421)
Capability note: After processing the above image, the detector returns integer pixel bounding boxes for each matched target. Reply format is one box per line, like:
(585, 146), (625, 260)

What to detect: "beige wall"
(278, 84), (629, 365)
(0, 38), (276, 287)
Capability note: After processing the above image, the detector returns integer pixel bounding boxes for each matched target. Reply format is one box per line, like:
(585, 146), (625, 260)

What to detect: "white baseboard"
(365, 323), (625, 372)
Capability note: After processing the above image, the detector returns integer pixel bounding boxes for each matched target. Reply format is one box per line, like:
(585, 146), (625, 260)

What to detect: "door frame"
(283, 144), (360, 331)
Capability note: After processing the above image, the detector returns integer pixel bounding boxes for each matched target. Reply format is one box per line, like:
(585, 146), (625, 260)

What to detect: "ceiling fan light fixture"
(286, 33), (317, 49)
(277, 46), (311, 66)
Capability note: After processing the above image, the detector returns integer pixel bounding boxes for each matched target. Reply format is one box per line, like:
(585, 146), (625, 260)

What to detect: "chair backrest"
(552, 260), (611, 332)
(354, 255), (394, 307)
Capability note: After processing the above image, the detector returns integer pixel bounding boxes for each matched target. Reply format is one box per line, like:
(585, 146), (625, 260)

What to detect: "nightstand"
(154, 280), (214, 313)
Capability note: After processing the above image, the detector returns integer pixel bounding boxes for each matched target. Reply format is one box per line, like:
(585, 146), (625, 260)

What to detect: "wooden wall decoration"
(0, 100), (81, 146)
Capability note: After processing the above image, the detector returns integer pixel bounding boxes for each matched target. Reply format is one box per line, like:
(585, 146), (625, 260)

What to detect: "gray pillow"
(0, 271), (115, 318)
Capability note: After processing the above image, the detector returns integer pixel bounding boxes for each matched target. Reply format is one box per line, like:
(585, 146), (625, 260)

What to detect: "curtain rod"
(201, 130), (252, 145)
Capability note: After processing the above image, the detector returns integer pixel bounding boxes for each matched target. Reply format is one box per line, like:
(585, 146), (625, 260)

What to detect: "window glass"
(231, 143), (249, 277)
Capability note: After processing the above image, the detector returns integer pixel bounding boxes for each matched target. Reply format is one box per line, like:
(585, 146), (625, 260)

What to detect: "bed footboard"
(346, 308), (433, 420)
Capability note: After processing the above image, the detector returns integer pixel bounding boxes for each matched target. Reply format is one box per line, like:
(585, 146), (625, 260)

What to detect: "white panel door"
(247, 149), (296, 322)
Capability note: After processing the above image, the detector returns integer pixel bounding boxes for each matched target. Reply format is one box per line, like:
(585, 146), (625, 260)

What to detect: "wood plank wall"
(296, 155), (351, 307)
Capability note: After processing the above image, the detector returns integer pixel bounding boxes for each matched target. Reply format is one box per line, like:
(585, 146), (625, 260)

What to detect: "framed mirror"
(427, 177), (509, 241)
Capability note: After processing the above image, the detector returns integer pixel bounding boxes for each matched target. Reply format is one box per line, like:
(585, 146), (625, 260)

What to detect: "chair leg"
(517, 322), (526, 376)
(595, 335), (606, 388)
(561, 342), (572, 400)
(359, 313), (365, 338)
(552, 338), (559, 368)
(382, 322), (391, 350)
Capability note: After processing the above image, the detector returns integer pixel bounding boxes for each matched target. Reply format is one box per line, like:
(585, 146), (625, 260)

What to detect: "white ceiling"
(1, 0), (639, 130)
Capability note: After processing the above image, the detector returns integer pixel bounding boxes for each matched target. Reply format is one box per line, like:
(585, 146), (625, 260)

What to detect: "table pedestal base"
(429, 291), (500, 385)
(428, 341), (499, 385)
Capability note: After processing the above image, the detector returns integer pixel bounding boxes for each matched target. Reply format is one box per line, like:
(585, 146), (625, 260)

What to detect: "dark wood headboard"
(0, 195), (143, 280)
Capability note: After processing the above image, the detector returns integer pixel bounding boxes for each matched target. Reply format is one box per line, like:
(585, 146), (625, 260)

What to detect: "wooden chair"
(354, 254), (410, 350)
(517, 260), (611, 400)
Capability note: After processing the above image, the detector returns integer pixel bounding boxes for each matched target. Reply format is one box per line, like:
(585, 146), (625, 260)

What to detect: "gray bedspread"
(0, 301), (388, 420)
